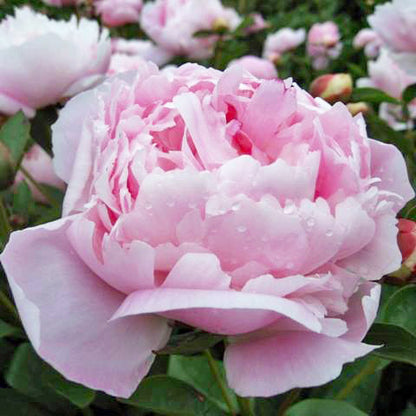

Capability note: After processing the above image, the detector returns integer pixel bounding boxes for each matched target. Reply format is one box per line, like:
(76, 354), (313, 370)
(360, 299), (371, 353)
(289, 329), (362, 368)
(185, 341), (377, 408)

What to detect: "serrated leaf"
(157, 330), (223, 356)
(168, 355), (238, 413)
(119, 375), (226, 416)
(351, 88), (400, 105)
(42, 366), (95, 408)
(287, 399), (368, 416)
(364, 323), (416, 365)
(403, 83), (416, 104)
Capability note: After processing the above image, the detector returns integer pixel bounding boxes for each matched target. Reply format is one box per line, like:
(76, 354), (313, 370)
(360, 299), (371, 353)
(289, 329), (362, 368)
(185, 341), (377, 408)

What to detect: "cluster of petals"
(228, 55), (278, 80)
(358, 50), (416, 130)
(2, 62), (414, 399)
(368, 0), (416, 75)
(307, 22), (342, 70)
(0, 7), (110, 117)
(94, 0), (143, 27)
(140, 0), (241, 59)
(263, 28), (306, 63)
(353, 29), (383, 59)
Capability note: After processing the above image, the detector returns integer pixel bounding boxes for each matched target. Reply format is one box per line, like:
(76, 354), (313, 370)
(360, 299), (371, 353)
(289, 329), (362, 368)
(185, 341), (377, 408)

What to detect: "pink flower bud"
(347, 102), (371, 116)
(310, 73), (352, 104)
(398, 219), (416, 274)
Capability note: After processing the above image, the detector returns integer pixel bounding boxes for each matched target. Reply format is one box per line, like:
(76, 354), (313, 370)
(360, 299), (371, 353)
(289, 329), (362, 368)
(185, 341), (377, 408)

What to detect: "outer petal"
(0, 217), (170, 398)
(224, 331), (376, 397)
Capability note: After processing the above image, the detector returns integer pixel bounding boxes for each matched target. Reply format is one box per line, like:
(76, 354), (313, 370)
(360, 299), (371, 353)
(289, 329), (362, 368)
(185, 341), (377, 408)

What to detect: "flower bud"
(398, 218), (416, 273)
(212, 17), (229, 33)
(347, 102), (371, 116)
(310, 73), (353, 104)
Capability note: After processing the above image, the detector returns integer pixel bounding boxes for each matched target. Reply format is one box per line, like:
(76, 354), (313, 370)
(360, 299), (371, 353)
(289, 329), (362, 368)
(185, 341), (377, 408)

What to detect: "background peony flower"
(357, 50), (416, 130)
(111, 38), (172, 66)
(0, 7), (111, 118)
(244, 13), (269, 34)
(94, 0), (143, 27)
(14, 144), (66, 203)
(140, 0), (241, 59)
(307, 22), (342, 70)
(108, 54), (148, 75)
(41, 0), (80, 6)
(1, 62), (414, 399)
(353, 28), (383, 58)
(397, 219), (416, 274)
(368, 0), (416, 76)
(228, 55), (278, 79)
(263, 28), (306, 63)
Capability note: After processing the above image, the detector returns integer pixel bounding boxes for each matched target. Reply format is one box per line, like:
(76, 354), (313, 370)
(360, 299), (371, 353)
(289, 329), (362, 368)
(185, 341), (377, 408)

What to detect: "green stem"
(0, 196), (11, 249)
(236, 396), (254, 416)
(277, 389), (301, 416)
(204, 349), (236, 416)
(0, 290), (19, 323)
(335, 357), (381, 400)
(19, 166), (60, 209)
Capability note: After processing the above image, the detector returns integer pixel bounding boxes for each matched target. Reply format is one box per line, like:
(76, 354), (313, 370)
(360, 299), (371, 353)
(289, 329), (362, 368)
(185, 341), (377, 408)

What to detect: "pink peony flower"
(353, 29), (383, 58)
(307, 22), (342, 70)
(140, 0), (241, 59)
(228, 55), (278, 80)
(397, 219), (416, 274)
(357, 50), (416, 130)
(111, 38), (172, 66)
(107, 54), (147, 75)
(368, 0), (416, 76)
(244, 13), (269, 34)
(14, 144), (65, 203)
(94, 0), (143, 27)
(0, 7), (111, 118)
(263, 28), (306, 62)
(1, 62), (414, 398)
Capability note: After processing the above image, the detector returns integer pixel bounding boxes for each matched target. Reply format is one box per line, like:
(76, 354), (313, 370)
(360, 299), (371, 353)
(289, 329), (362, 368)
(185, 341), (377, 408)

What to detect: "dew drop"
(283, 200), (296, 215)
(237, 225), (247, 233)
(306, 218), (315, 228)
(231, 202), (241, 211)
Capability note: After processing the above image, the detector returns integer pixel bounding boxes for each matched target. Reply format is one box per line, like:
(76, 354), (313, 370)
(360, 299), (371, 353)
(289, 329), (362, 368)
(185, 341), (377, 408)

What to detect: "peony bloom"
(368, 0), (416, 76)
(263, 28), (306, 63)
(1, 62), (414, 398)
(353, 29), (383, 58)
(14, 144), (65, 203)
(140, 0), (241, 59)
(108, 54), (147, 75)
(244, 13), (269, 34)
(111, 38), (172, 66)
(0, 7), (111, 118)
(357, 50), (416, 130)
(397, 219), (416, 274)
(94, 0), (143, 27)
(228, 55), (278, 80)
(307, 22), (342, 70)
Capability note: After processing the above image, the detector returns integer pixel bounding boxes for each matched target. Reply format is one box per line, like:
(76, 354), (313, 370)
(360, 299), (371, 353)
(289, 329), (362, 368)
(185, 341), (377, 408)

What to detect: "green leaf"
(119, 375), (227, 415)
(403, 83), (416, 104)
(311, 356), (387, 413)
(0, 319), (24, 339)
(194, 29), (218, 38)
(13, 181), (33, 217)
(351, 88), (401, 105)
(0, 112), (32, 189)
(157, 330), (223, 356)
(6, 343), (77, 415)
(232, 15), (255, 36)
(286, 399), (368, 416)
(381, 285), (416, 336)
(364, 323), (416, 365)
(41, 366), (95, 408)
(0, 389), (52, 416)
(168, 355), (238, 413)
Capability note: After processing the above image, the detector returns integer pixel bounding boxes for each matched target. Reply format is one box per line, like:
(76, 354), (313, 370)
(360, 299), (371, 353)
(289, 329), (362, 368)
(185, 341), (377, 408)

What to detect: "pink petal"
(0, 217), (170, 398)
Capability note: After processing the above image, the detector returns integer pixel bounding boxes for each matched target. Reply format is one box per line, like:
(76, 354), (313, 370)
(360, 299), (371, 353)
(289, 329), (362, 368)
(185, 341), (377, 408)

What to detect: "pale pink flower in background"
(357, 49), (416, 130)
(228, 55), (278, 79)
(140, 0), (241, 59)
(368, 0), (416, 76)
(41, 0), (79, 7)
(353, 29), (383, 58)
(14, 144), (65, 203)
(307, 21), (342, 70)
(108, 54), (147, 75)
(263, 28), (306, 62)
(111, 38), (172, 66)
(244, 13), (269, 34)
(0, 7), (111, 117)
(1, 62), (413, 399)
(95, 0), (143, 27)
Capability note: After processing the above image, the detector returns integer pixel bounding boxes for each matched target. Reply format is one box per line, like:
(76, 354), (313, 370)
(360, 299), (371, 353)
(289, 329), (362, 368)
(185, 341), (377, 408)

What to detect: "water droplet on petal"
(231, 202), (241, 211)
(306, 218), (315, 228)
(283, 199), (296, 215)
(237, 225), (247, 233)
